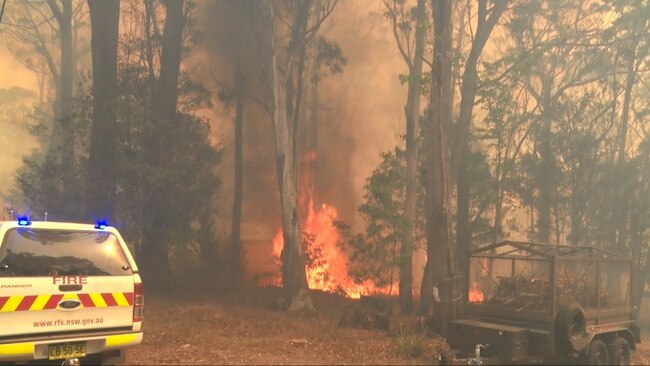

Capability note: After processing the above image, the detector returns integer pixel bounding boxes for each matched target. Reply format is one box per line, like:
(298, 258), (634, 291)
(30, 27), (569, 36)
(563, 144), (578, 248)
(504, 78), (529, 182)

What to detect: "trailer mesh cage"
(466, 241), (633, 316)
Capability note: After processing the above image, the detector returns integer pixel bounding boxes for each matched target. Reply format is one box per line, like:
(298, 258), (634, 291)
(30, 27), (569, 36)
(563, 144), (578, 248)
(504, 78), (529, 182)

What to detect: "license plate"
(48, 343), (86, 360)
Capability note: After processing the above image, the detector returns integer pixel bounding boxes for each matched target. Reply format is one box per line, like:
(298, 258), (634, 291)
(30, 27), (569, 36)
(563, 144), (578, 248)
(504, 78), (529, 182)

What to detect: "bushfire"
(267, 198), (391, 299)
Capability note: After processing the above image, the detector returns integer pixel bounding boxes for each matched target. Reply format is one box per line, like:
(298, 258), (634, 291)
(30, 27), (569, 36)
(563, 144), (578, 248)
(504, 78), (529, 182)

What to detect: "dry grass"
(124, 287), (650, 365)
(125, 287), (408, 365)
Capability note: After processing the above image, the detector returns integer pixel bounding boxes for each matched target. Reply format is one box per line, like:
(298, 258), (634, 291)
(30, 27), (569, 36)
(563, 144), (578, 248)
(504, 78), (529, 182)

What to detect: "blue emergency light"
(17, 216), (31, 226)
(95, 220), (108, 230)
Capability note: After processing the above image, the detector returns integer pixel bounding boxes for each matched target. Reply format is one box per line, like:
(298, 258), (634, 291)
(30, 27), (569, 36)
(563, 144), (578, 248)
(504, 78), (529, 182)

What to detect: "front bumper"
(0, 331), (143, 362)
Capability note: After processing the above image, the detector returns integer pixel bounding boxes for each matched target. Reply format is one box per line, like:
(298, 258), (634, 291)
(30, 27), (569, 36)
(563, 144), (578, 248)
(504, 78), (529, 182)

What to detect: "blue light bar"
(17, 216), (31, 226)
(95, 220), (108, 230)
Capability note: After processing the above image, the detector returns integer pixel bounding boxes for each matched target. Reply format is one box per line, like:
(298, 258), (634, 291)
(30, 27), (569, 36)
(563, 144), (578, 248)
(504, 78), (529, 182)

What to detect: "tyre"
(555, 303), (589, 353)
(587, 339), (609, 365)
(608, 337), (631, 366)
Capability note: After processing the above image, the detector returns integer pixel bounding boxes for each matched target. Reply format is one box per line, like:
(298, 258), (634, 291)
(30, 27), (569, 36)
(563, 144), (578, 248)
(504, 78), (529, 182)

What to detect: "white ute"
(0, 219), (143, 364)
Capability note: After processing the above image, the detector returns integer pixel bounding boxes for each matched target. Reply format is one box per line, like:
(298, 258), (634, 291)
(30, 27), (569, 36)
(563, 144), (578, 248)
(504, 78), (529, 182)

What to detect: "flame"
(261, 150), (393, 299)
(469, 281), (484, 303)
(268, 198), (390, 299)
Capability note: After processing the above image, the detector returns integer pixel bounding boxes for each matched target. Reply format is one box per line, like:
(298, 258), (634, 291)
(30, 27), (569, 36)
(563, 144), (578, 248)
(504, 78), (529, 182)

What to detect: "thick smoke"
(0, 48), (39, 207)
(192, 0), (407, 282)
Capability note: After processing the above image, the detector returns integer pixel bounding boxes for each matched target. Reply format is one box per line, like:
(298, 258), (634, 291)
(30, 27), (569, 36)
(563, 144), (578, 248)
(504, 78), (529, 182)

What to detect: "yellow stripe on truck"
(89, 293), (107, 307)
(62, 293), (80, 301)
(29, 294), (50, 311)
(112, 292), (130, 307)
(1, 295), (24, 312)
(0, 342), (34, 357)
(105, 334), (139, 348)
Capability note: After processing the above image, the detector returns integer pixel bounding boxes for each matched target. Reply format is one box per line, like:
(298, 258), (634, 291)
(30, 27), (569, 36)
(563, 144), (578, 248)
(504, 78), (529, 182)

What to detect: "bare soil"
(123, 286), (650, 365)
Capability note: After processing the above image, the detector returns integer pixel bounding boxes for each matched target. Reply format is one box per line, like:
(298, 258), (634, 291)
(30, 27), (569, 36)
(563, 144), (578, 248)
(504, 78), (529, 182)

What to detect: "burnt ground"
(124, 287), (650, 365)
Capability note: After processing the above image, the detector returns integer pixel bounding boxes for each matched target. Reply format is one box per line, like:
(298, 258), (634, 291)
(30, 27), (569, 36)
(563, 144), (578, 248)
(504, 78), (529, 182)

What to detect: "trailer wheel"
(608, 337), (631, 365)
(555, 303), (589, 353)
(587, 339), (609, 365)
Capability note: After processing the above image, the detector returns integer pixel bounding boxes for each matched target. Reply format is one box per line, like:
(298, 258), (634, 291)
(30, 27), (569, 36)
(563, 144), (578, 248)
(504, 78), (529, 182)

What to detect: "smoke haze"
(191, 0), (407, 282)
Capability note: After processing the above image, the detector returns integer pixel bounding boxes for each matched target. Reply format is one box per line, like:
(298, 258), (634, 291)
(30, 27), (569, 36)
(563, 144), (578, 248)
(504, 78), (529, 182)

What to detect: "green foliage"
(312, 37), (347, 82)
(474, 0), (650, 253)
(111, 7), (222, 256)
(337, 146), (428, 288)
(15, 0), (222, 277)
(15, 79), (92, 219)
(337, 148), (407, 288)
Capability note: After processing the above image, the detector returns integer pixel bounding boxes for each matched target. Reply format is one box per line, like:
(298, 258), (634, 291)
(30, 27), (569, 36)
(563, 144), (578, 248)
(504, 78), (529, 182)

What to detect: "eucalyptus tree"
(502, 1), (610, 243)
(259, 0), (338, 311)
(383, 0), (427, 314)
(138, 0), (186, 286)
(419, 0), (457, 334)
(453, 0), (509, 283)
(86, 0), (119, 221)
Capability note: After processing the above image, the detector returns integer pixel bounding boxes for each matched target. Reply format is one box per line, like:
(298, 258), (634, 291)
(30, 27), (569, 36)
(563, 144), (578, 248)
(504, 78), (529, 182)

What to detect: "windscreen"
(0, 228), (131, 277)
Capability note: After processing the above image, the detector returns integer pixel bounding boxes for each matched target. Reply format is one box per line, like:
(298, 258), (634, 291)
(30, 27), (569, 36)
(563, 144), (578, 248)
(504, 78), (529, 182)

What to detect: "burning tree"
(259, 0), (339, 311)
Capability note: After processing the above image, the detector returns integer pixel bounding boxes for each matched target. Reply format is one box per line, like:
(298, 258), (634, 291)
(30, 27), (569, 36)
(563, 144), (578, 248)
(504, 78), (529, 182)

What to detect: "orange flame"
(262, 150), (393, 298)
(469, 281), (484, 303)
(269, 198), (391, 299)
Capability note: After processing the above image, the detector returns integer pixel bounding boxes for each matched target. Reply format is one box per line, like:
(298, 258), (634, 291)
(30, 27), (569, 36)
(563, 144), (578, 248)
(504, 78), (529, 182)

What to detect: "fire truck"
(0, 218), (143, 365)
(449, 241), (640, 365)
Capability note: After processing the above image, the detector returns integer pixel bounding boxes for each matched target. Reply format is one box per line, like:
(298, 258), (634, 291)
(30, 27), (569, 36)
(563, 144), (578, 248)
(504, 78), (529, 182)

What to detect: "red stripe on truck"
(123, 292), (134, 305)
(16, 295), (37, 311)
(101, 293), (117, 307)
(44, 294), (64, 310)
(77, 293), (95, 308)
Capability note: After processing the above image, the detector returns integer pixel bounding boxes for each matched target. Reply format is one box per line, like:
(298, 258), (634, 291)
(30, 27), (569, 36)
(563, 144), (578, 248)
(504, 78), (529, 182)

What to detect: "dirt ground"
(124, 287), (650, 365)
(124, 287), (416, 365)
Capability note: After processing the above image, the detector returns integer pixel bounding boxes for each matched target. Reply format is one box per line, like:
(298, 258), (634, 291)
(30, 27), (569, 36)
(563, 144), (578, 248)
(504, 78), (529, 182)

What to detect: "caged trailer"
(448, 241), (640, 365)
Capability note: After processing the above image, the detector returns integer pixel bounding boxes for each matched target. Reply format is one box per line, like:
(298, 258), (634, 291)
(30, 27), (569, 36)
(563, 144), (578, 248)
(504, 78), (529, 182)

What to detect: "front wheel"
(587, 339), (609, 365)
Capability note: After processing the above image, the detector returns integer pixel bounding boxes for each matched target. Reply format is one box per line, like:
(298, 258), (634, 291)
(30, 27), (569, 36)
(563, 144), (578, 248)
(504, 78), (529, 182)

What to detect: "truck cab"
(0, 219), (143, 364)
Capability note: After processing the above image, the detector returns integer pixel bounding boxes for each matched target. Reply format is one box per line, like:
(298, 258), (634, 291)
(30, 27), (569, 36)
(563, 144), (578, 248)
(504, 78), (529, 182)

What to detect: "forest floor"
(124, 286), (650, 365)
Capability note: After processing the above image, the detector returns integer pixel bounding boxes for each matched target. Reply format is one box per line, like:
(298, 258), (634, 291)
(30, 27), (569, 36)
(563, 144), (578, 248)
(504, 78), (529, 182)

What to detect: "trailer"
(448, 241), (640, 365)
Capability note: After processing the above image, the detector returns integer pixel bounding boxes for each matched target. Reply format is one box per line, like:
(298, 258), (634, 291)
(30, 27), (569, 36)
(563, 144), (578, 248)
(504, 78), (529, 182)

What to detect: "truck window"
(0, 228), (131, 277)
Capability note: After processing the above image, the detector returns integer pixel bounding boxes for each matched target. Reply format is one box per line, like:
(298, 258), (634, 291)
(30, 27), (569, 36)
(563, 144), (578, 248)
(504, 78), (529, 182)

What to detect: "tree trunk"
(262, 1), (313, 311)
(58, 0), (77, 218)
(493, 132), (503, 243)
(419, 0), (457, 335)
(537, 107), (553, 243)
(400, 0), (426, 315)
(87, 0), (119, 221)
(141, 0), (185, 288)
(229, 70), (245, 287)
(569, 170), (583, 245)
(631, 157), (649, 317)
(454, 0), (508, 285)
(47, 0), (77, 218)
(613, 28), (641, 250)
